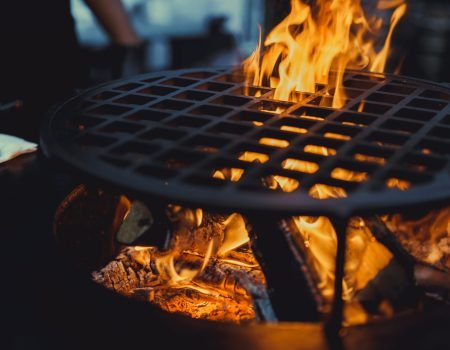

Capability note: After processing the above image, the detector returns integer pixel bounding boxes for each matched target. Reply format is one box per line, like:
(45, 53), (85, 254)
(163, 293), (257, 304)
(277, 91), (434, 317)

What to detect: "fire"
(239, 151), (269, 164)
(213, 168), (245, 182)
(384, 207), (450, 271)
(244, 0), (407, 108)
(280, 125), (308, 134)
(157, 206), (251, 287)
(249, 131), (393, 322)
(95, 201), (259, 322)
(93, 0), (450, 325)
(259, 137), (290, 148)
(292, 180), (394, 324)
(282, 158), (319, 174)
(218, 213), (250, 256)
(255, 133), (393, 323)
(227, 0), (409, 320)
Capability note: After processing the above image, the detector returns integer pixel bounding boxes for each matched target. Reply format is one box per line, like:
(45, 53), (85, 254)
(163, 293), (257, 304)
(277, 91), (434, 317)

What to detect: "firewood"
(92, 246), (269, 323)
(168, 209), (228, 256)
(365, 216), (450, 276)
(355, 259), (419, 314)
(414, 264), (450, 291)
(246, 216), (321, 321)
(382, 209), (450, 272)
(357, 217), (450, 312)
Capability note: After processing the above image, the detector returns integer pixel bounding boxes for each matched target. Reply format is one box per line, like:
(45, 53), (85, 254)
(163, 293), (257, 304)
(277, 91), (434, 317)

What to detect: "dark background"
(1, 1), (450, 348)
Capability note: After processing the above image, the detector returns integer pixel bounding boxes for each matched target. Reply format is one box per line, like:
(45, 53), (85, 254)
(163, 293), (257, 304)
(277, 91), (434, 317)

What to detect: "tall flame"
(104, 0), (410, 322)
(241, 2), (407, 321)
(245, 0), (407, 108)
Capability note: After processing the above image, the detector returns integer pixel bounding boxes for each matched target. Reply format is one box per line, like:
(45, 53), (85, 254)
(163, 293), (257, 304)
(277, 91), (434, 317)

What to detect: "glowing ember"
(93, 207), (266, 323)
(93, 246), (263, 323)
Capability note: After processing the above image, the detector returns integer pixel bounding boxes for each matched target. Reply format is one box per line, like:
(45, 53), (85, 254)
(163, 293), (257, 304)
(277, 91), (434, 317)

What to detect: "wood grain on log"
(93, 246), (268, 323)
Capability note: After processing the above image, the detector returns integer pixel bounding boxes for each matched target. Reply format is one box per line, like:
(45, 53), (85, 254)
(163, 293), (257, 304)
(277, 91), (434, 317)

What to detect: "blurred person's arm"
(83, 0), (142, 46)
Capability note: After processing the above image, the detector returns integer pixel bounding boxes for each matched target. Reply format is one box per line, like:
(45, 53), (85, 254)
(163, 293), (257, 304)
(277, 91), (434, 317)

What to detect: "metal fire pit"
(40, 68), (450, 338)
(41, 68), (450, 218)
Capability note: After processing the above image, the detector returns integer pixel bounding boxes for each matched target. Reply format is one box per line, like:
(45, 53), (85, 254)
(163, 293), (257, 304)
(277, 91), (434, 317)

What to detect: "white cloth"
(0, 134), (38, 164)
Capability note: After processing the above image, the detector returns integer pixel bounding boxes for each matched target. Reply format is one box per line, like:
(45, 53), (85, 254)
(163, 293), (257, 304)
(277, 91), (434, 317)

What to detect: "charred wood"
(93, 246), (269, 323)
(356, 259), (420, 314)
(358, 217), (450, 312)
(247, 215), (320, 322)
(382, 209), (450, 272)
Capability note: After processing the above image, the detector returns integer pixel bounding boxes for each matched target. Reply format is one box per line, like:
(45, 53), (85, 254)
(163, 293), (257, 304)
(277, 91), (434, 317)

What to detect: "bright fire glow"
(385, 207), (450, 270)
(152, 207), (252, 293)
(259, 137), (290, 148)
(268, 140), (393, 323)
(213, 168), (245, 182)
(282, 158), (319, 174)
(239, 151), (270, 164)
(237, 2), (409, 317)
(97, 0), (421, 325)
(244, 0), (407, 108)
(280, 125), (308, 134)
(218, 213), (250, 256)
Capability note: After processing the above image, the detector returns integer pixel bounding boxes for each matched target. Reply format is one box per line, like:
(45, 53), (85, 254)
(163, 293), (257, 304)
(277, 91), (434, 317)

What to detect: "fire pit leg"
(247, 215), (320, 321)
(326, 217), (349, 339)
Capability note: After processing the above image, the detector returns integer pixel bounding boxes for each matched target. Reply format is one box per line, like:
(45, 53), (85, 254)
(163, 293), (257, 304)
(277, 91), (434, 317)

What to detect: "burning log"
(166, 206), (228, 257)
(358, 216), (450, 312)
(382, 209), (450, 272)
(276, 212), (450, 322)
(355, 259), (420, 315)
(94, 203), (274, 323)
(415, 265), (450, 291)
(92, 246), (268, 323)
(366, 215), (450, 282)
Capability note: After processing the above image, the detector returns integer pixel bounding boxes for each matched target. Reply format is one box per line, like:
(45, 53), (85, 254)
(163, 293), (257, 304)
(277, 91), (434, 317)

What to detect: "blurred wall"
(72, 0), (264, 77)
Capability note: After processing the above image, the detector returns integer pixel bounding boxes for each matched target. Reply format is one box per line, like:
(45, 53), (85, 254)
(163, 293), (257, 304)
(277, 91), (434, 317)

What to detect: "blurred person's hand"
(84, 0), (143, 47)
(84, 0), (145, 78)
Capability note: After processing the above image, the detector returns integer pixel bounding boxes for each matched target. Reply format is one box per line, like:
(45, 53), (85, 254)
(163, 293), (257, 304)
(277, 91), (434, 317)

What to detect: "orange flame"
(275, 142), (393, 322)
(151, 206), (252, 294)
(115, 1), (411, 320)
(218, 213), (250, 256)
(244, 0), (407, 108)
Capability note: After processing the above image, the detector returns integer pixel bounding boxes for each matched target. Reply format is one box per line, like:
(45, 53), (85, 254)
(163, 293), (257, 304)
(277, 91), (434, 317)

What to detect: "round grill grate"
(41, 68), (450, 216)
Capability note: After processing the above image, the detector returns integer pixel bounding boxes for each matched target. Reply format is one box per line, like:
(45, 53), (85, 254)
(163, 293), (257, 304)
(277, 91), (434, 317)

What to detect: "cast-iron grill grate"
(41, 68), (450, 216)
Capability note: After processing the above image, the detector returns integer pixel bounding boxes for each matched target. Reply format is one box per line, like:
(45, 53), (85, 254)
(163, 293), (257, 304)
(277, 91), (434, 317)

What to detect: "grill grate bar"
(42, 68), (450, 216)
